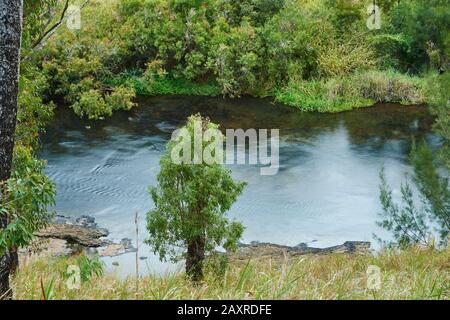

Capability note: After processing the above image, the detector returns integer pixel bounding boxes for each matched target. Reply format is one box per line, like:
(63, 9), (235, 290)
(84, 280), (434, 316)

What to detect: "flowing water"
(39, 96), (435, 275)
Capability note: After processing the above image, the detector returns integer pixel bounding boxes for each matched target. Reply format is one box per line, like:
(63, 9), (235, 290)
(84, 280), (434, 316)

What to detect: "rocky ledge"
(233, 241), (371, 260)
(22, 215), (136, 258)
(36, 221), (110, 247)
(24, 215), (371, 261)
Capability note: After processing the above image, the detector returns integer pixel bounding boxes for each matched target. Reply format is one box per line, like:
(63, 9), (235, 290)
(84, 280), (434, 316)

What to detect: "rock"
(36, 215), (110, 248)
(139, 256), (148, 260)
(294, 243), (308, 250)
(32, 215), (140, 259)
(233, 241), (371, 260)
(99, 244), (126, 257)
(26, 215), (139, 259)
(52, 215), (108, 234)
(120, 238), (133, 249)
(98, 239), (136, 257)
(36, 224), (110, 247)
(331, 241), (372, 254)
(112, 262), (119, 266)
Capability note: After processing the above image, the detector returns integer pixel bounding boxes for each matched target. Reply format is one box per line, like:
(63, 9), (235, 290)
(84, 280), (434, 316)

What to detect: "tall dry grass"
(12, 245), (449, 300)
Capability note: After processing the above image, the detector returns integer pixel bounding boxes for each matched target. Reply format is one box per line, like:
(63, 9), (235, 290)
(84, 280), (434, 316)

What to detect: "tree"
(386, 0), (450, 72)
(0, 146), (56, 275)
(426, 73), (450, 168)
(0, 0), (24, 299)
(377, 142), (450, 247)
(146, 115), (246, 282)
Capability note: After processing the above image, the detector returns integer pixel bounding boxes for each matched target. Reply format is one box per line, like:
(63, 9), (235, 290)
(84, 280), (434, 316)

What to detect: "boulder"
(36, 224), (110, 247)
(98, 238), (137, 257)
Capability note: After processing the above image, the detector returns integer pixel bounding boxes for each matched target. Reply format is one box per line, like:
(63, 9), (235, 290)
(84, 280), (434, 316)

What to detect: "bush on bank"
(31, 0), (446, 118)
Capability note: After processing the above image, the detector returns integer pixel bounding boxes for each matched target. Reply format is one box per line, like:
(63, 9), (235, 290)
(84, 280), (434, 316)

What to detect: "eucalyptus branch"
(22, 0), (90, 60)
(30, 0), (70, 51)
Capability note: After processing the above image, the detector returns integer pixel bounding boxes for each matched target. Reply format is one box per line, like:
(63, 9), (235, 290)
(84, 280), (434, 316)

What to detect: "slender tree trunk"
(9, 248), (18, 275)
(0, 0), (24, 300)
(186, 235), (205, 283)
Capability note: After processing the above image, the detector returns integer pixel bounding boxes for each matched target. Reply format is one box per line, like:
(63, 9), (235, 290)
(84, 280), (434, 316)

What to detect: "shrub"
(377, 142), (450, 247)
(71, 89), (110, 120)
(0, 146), (56, 260)
(426, 73), (450, 168)
(105, 85), (136, 112)
(317, 35), (376, 78)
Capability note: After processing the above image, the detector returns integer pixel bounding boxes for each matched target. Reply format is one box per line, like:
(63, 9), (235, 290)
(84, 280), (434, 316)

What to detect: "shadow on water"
(40, 96), (436, 276)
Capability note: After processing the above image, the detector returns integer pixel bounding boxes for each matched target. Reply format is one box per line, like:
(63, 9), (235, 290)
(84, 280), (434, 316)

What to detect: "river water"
(39, 96), (435, 276)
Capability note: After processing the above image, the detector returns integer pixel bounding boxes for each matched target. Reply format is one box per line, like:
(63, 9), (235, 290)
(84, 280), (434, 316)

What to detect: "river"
(39, 96), (435, 276)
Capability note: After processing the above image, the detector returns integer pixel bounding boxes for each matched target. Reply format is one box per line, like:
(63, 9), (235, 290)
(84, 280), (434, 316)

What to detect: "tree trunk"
(186, 235), (205, 283)
(9, 248), (18, 276)
(0, 0), (24, 300)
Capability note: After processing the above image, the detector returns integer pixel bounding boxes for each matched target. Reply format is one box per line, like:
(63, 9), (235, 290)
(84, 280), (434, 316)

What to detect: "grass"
(12, 245), (449, 300)
(104, 70), (427, 113)
(274, 78), (373, 113)
(106, 73), (222, 97)
(275, 70), (427, 112)
(107, 69), (427, 113)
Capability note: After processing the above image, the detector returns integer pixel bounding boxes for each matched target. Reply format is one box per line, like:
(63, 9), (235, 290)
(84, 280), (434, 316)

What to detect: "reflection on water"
(40, 96), (435, 275)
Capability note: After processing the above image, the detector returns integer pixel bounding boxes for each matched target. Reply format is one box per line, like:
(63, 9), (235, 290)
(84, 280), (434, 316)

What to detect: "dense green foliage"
(0, 146), (55, 256)
(28, 0), (449, 117)
(146, 115), (246, 281)
(384, 0), (450, 72)
(0, 1), (58, 258)
(426, 73), (450, 168)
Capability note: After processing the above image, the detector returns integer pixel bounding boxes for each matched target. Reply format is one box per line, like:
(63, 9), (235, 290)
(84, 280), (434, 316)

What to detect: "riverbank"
(106, 70), (427, 113)
(12, 216), (449, 300)
(20, 215), (371, 262)
(32, 0), (442, 120)
(13, 243), (449, 300)
(39, 101), (435, 276)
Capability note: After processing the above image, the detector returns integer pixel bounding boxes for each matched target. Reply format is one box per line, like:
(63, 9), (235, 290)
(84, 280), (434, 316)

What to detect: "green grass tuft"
(106, 73), (222, 97)
(275, 71), (426, 112)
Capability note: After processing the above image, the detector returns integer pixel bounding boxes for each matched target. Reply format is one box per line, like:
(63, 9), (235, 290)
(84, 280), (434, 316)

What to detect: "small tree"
(0, 146), (56, 274)
(426, 73), (449, 169)
(146, 115), (246, 282)
(377, 141), (449, 247)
